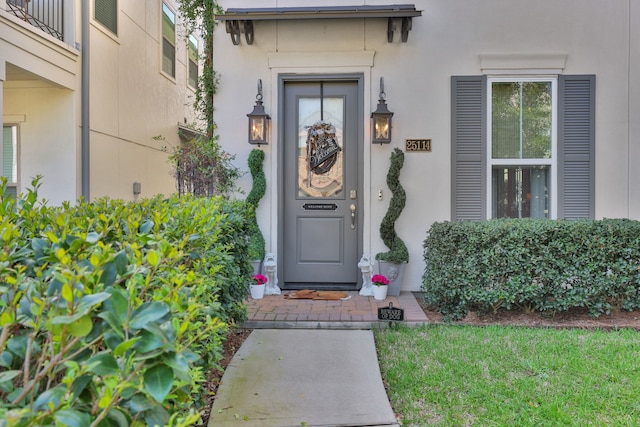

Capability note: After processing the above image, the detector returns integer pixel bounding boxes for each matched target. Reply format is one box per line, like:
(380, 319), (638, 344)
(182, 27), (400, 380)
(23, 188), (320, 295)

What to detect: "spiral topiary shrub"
(247, 149), (266, 261)
(376, 148), (409, 264)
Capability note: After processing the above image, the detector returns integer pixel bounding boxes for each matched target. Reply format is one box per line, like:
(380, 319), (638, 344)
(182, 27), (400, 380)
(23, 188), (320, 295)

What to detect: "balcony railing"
(6, 0), (63, 41)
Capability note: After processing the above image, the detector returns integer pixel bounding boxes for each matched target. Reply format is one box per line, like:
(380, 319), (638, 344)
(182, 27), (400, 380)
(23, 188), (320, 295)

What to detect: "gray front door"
(282, 79), (362, 289)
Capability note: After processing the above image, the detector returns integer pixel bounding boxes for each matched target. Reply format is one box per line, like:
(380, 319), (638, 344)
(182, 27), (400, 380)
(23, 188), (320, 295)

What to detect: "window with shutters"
(2, 125), (19, 199)
(95, 0), (117, 35)
(451, 75), (594, 221)
(488, 78), (557, 218)
(188, 35), (199, 89)
(162, 3), (176, 78)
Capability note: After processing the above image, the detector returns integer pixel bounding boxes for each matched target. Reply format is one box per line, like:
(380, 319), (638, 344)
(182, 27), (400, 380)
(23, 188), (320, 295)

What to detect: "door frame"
(277, 73), (365, 289)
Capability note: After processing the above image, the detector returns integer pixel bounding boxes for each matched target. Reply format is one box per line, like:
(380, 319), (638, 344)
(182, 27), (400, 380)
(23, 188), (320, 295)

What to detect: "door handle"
(350, 204), (357, 229)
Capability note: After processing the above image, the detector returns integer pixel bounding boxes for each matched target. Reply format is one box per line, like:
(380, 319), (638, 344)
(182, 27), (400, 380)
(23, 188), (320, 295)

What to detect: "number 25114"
(405, 139), (431, 152)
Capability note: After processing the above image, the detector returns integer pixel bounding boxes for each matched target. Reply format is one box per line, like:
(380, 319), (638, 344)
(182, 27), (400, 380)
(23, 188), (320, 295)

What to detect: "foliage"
(246, 149), (266, 261)
(376, 325), (640, 426)
(376, 148), (409, 264)
(422, 219), (640, 321)
(171, 2), (242, 198)
(169, 135), (242, 197)
(176, 0), (222, 136)
(0, 178), (251, 426)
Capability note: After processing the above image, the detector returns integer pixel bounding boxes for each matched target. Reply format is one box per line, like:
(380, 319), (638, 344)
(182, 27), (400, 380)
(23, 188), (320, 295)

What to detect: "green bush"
(169, 135), (242, 197)
(422, 219), (640, 321)
(0, 178), (251, 426)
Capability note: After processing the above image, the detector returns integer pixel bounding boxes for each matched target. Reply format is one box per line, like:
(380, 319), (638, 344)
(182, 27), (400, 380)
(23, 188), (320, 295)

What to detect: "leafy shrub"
(0, 178), (251, 426)
(169, 135), (242, 197)
(422, 219), (640, 321)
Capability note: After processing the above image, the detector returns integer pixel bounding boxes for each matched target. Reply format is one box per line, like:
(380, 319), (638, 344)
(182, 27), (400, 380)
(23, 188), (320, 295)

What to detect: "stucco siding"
(4, 85), (76, 204)
(88, 0), (200, 200)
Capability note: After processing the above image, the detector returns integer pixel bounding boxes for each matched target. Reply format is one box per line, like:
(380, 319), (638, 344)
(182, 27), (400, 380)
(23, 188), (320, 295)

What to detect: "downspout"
(81, 0), (90, 200)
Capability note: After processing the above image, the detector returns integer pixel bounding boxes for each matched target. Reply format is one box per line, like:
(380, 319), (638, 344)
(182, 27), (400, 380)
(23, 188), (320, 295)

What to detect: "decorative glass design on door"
(297, 96), (345, 198)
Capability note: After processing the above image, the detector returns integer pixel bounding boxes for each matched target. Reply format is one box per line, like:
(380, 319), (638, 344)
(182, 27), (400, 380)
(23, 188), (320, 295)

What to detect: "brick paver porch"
(242, 291), (429, 329)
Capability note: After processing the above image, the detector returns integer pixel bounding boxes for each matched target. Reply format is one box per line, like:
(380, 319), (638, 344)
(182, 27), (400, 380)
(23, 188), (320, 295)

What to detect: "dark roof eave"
(214, 5), (422, 21)
(214, 4), (422, 45)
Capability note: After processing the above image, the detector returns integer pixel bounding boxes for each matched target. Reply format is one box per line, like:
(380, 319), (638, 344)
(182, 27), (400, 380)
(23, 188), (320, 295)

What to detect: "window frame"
(2, 124), (20, 198)
(187, 34), (199, 90)
(161, 2), (176, 79)
(94, 0), (118, 36)
(451, 74), (594, 221)
(486, 76), (558, 219)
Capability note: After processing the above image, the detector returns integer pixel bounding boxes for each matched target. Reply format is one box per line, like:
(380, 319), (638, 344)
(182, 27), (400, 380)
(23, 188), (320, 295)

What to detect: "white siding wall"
(2, 0), (201, 203)
(90, 0), (200, 200)
(1, 1), (79, 203)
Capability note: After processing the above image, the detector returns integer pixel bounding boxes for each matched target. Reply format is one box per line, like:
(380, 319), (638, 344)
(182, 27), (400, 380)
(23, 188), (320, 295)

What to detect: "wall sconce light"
(371, 77), (394, 144)
(247, 79), (270, 146)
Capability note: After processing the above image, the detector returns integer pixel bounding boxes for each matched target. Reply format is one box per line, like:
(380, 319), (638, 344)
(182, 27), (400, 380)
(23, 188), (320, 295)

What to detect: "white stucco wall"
(3, 85), (77, 204)
(1, 3), (79, 204)
(215, 0), (638, 291)
(2, 0), (200, 203)
(90, 0), (199, 200)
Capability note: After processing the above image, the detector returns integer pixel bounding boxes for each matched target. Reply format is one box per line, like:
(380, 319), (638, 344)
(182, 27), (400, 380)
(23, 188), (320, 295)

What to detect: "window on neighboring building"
(162, 3), (176, 78)
(95, 0), (118, 35)
(188, 35), (199, 89)
(2, 125), (18, 199)
(488, 79), (556, 219)
(451, 75), (595, 221)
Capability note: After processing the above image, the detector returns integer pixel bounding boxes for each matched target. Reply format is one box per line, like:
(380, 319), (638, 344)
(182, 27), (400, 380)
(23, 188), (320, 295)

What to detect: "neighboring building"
(212, 1), (640, 292)
(1, 0), (202, 204)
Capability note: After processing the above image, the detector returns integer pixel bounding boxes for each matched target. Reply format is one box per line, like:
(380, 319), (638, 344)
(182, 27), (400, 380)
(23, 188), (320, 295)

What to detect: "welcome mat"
(284, 290), (351, 301)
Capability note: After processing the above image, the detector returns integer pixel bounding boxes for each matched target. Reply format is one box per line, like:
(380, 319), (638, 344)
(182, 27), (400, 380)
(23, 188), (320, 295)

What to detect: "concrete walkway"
(208, 292), (429, 426)
(208, 329), (400, 427)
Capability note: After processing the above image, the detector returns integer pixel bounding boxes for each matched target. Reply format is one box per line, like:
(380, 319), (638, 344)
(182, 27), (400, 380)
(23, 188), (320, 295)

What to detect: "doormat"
(284, 290), (351, 301)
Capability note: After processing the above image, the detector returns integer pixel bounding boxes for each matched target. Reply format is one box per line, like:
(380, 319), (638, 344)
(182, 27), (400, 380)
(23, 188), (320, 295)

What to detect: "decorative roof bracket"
(215, 5), (422, 46)
(387, 17), (413, 43)
(225, 20), (254, 45)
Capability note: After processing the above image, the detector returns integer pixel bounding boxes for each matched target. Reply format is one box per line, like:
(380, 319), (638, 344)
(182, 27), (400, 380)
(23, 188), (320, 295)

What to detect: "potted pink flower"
(250, 274), (268, 299)
(371, 274), (389, 300)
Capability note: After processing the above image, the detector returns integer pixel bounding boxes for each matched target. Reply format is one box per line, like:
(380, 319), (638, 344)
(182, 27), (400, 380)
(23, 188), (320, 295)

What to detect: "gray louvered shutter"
(451, 76), (486, 220)
(558, 75), (595, 219)
(2, 126), (14, 181)
(95, 0), (117, 35)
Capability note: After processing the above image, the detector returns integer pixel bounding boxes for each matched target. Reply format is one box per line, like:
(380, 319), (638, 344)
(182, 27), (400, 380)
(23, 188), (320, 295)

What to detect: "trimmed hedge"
(422, 219), (640, 321)
(0, 178), (251, 426)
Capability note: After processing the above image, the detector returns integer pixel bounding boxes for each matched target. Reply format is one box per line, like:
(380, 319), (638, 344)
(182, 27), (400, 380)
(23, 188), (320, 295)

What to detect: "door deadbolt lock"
(350, 190), (357, 199)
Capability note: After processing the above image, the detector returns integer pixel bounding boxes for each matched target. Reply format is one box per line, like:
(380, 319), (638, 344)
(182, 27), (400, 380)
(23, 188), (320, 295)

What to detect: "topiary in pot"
(376, 147), (409, 264)
(247, 149), (266, 270)
(376, 148), (408, 295)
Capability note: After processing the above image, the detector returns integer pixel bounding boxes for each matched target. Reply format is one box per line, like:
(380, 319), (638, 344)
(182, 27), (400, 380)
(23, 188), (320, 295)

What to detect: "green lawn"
(375, 325), (640, 427)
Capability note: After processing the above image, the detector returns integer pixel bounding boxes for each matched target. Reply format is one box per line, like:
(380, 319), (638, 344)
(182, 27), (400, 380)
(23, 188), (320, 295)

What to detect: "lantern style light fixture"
(371, 77), (394, 144)
(247, 79), (270, 145)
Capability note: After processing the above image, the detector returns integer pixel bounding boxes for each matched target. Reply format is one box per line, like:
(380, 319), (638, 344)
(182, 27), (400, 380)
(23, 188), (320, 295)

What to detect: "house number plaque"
(405, 139), (432, 152)
(377, 302), (405, 322)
